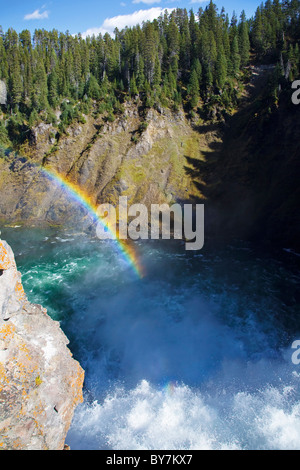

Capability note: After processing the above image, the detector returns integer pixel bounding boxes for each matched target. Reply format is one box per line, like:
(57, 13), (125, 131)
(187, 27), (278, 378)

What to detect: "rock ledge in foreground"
(0, 239), (84, 450)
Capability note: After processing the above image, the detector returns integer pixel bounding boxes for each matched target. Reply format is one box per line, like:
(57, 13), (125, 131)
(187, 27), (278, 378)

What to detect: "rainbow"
(39, 164), (144, 278)
(162, 381), (178, 396)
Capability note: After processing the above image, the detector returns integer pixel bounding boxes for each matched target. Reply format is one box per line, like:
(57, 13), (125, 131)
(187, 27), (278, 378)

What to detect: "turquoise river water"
(1, 226), (300, 450)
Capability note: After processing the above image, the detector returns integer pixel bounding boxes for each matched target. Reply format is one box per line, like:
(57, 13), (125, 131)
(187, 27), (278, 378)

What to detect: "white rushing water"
(65, 283), (300, 450)
(68, 378), (300, 450)
(3, 228), (300, 450)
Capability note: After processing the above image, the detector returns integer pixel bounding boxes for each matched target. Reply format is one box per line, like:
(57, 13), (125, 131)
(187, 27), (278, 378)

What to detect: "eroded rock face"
(0, 241), (26, 322)
(0, 104), (209, 228)
(0, 239), (84, 450)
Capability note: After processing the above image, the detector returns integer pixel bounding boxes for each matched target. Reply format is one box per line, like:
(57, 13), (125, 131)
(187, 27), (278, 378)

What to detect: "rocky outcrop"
(1, 77), (297, 251)
(0, 239), (84, 450)
(0, 103), (215, 229)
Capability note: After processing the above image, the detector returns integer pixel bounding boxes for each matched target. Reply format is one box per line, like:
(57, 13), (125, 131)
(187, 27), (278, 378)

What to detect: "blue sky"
(1, 0), (260, 37)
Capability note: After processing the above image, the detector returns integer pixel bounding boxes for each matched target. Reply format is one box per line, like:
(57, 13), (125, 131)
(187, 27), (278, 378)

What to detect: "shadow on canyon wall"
(184, 67), (300, 252)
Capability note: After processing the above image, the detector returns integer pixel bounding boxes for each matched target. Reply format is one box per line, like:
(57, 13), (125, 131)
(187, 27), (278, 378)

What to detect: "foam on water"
(65, 284), (299, 450)
(67, 378), (300, 450)
(2, 228), (299, 450)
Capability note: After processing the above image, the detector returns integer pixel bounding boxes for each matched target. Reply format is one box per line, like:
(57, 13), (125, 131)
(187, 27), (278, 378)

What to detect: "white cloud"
(132, 0), (161, 4)
(81, 7), (175, 38)
(24, 8), (49, 20)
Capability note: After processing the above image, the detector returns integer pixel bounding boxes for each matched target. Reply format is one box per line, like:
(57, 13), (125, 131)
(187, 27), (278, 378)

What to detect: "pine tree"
(231, 36), (241, 77)
(8, 46), (22, 111)
(188, 68), (200, 108)
(193, 59), (202, 90)
(252, 7), (264, 56)
(33, 61), (48, 111)
(142, 22), (157, 84)
(0, 35), (8, 80)
(166, 66), (177, 99)
(215, 48), (227, 89)
(153, 56), (162, 88)
(239, 11), (250, 67)
(167, 17), (180, 77)
(137, 56), (145, 91)
(203, 62), (213, 92)
(48, 70), (59, 108)
(86, 74), (101, 100)
(130, 74), (138, 96)
(28, 109), (38, 127)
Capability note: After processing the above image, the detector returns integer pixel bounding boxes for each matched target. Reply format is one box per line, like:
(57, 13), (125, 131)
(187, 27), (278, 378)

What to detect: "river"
(1, 226), (300, 450)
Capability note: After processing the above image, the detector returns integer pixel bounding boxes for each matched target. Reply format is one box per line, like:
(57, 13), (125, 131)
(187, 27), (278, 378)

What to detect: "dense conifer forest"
(0, 0), (299, 148)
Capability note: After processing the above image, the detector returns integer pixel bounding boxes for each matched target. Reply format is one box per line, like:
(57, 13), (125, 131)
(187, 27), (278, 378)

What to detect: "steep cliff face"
(0, 70), (298, 251)
(183, 67), (300, 252)
(0, 103), (218, 228)
(0, 239), (84, 450)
